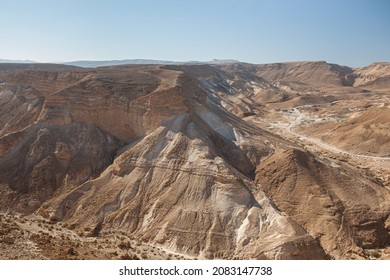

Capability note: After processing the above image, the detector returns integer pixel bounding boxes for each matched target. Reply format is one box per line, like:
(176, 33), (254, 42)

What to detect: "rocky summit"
(0, 61), (389, 260)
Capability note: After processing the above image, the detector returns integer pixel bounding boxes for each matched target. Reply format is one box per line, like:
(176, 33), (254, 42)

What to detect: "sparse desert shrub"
(118, 241), (132, 250)
(120, 253), (140, 260)
(119, 254), (131, 260)
(0, 237), (15, 245)
(67, 247), (77, 256)
(68, 223), (77, 230)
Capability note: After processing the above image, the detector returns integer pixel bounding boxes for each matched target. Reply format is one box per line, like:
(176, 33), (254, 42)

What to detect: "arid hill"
(218, 61), (355, 86)
(297, 106), (390, 157)
(0, 61), (389, 260)
(353, 62), (390, 89)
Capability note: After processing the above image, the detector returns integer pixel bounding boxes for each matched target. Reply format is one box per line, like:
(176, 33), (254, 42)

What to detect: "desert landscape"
(0, 61), (389, 260)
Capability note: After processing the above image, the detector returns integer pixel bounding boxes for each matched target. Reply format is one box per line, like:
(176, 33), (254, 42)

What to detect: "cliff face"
(0, 62), (389, 260)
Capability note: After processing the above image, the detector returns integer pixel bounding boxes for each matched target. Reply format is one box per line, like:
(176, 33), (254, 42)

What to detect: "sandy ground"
(0, 214), (195, 260)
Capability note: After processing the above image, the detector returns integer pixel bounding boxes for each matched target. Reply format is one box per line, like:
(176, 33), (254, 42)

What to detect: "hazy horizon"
(1, 0), (389, 67)
(1, 57), (389, 68)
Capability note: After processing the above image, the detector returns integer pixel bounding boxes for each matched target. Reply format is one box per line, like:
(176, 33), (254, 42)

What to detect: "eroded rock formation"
(0, 62), (389, 259)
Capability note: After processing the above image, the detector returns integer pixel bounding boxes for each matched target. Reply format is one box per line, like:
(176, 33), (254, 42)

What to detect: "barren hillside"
(0, 61), (389, 260)
(353, 62), (390, 88)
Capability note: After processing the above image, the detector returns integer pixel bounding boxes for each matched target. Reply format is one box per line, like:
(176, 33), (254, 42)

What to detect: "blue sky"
(1, 0), (389, 66)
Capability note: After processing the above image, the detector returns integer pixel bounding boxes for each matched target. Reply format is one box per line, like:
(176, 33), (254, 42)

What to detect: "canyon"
(0, 61), (389, 260)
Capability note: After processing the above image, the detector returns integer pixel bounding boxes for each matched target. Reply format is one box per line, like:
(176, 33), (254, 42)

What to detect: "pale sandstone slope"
(353, 62), (390, 88)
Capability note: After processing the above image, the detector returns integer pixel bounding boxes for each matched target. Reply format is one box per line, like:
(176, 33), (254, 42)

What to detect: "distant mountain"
(65, 59), (240, 68)
(64, 59), (179, 68)
(0, 59), (38, 63)
(186, 59), (240, 65)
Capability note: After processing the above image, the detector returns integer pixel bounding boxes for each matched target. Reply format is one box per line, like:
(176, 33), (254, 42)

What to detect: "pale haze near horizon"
(1, 0), (389, 67)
